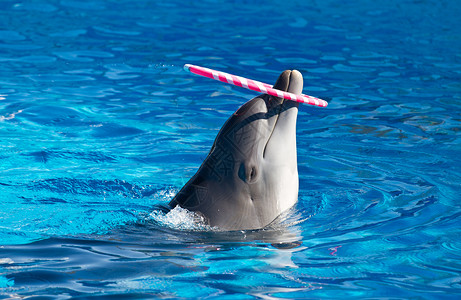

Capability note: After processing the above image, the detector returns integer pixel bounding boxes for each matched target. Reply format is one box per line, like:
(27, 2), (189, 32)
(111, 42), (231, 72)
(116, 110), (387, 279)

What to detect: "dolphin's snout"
(271, 70), (291, 103)
(269, 70), (303, 109)
(287, 70), (303, 96)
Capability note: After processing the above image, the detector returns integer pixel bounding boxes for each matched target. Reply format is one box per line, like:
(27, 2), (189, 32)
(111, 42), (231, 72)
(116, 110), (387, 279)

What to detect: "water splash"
(149, 206), (213, 231)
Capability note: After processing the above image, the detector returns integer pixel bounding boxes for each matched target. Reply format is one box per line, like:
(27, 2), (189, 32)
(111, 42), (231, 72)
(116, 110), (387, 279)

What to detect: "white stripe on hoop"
(239, 77), (249, 89)
(255, 82), (267, 93)
(211, 71), (219, 81)
(275, 90), (284, 98)
(225, 74), (234, 85)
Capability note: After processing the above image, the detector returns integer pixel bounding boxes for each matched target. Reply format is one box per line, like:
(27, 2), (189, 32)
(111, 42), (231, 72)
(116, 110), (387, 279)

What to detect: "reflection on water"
(1, 213), (307, 298)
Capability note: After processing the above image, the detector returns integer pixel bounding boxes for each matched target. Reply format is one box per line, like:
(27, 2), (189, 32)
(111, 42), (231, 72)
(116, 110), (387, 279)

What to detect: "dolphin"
(169, 69), (302, 230)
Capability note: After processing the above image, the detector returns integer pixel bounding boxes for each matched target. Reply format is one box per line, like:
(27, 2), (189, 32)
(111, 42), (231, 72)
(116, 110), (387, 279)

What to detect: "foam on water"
(150, 206), (213, 231)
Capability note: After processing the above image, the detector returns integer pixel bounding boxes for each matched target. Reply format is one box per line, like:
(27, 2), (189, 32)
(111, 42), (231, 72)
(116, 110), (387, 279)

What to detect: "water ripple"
(0, 30), (26, 41)
(53, 50), (114, 62)
(1, 0), (460, 298)
(21, 74), (95, 82)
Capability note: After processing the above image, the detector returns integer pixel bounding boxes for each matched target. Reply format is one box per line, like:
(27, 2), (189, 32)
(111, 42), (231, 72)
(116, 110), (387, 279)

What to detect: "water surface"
(1, 0), (460, 298)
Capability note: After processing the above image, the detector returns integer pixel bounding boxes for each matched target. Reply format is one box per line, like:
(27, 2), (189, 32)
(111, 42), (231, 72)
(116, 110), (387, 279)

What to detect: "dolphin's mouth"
(262, 70), (295, 159)
(262, 99), (286, 158)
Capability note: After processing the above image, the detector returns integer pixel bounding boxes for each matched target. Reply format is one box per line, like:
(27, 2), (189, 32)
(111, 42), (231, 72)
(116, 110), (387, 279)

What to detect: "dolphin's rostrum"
(169, 70), (303, 230)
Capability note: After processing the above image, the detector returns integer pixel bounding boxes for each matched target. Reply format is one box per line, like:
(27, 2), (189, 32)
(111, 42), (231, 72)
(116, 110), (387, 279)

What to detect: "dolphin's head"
(171, 70), (302, 230)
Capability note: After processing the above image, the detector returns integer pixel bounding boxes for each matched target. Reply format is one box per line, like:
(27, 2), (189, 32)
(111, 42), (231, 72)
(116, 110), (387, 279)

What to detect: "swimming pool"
(1, 0), (460, 298)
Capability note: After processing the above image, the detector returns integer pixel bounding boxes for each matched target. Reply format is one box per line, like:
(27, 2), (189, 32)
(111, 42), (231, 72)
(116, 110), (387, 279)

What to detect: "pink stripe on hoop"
(184, 64), (328, 107)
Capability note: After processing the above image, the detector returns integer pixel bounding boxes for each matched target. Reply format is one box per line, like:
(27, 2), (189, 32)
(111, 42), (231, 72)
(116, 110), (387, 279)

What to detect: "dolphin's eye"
(250, 167), (257, 181)
(238, 163), (258, 183)
(247, 166), (258, 183)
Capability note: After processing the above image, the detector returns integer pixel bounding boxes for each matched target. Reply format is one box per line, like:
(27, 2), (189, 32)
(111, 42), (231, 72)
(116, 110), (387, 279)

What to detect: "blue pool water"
(1, 0), (461, 298)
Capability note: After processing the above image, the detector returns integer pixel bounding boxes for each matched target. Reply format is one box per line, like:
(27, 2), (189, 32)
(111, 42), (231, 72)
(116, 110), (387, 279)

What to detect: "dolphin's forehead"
(233, 95), (268, 117)
(217, 97), (276, 155)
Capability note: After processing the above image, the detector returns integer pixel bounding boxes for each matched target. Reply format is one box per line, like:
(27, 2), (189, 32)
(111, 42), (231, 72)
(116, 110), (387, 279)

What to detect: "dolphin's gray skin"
(169, 70), (303, 230)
